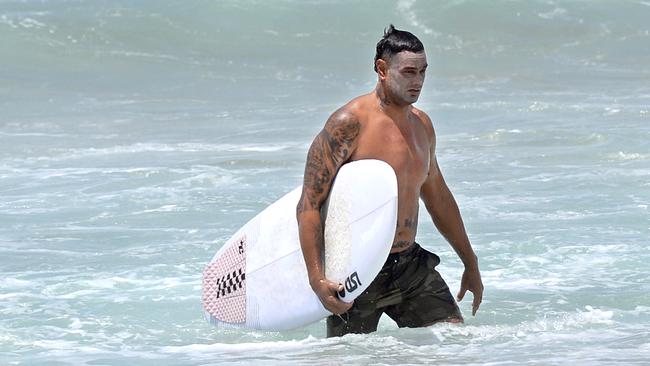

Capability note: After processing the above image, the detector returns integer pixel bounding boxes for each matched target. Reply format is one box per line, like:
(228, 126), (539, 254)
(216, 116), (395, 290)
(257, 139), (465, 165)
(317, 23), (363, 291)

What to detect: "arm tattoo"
(403, 217), (417, 229)
(396, 217), (418, 231)
(327, 121), (360, 166)
(297, 112), (361, 214)
(302, 140), (331, 209)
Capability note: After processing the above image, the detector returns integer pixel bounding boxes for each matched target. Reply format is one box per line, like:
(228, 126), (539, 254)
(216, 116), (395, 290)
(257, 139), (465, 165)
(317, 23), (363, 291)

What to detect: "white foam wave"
(173, 172), (239, 188)
(429, 306), (614, 343)
(80, 272), (197, 291)
(239, 145), (290, 152)
(527, 101), (551, 111)
(18, 142), (294, 162)
(159, 335), (335, 359)
(0, 131), (70, 137)
(487, 276), (570, 291)
(33, 340), (103, 353)
(131, 204), (183, 214)
(0, 291), (39, 301)
(0, 277), (33, 288)
(102, 50), (181, 61)
(24, 339), (167, 361)
(609, 151), (649, 161)
(1, 248), (93, 258)
(157, 307), (617, 363)
(635, 306), (650, 312)
(538, 7), (568, 20)
(396, 0), (436, 35)
(0, 14), (47, 29)
(604, 107), (622, 115)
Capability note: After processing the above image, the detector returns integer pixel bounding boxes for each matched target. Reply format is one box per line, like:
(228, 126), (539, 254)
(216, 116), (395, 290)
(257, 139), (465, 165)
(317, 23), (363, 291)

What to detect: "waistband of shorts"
(386, 242), (420, 261)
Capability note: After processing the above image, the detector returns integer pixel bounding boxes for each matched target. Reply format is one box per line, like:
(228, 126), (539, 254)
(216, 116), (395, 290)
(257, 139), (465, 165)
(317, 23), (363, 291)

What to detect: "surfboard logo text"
(338, 271), (362, 298)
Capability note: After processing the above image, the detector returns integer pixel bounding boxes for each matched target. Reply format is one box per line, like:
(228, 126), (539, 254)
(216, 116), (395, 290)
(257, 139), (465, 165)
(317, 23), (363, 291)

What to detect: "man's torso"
(342, 93), (433, 253)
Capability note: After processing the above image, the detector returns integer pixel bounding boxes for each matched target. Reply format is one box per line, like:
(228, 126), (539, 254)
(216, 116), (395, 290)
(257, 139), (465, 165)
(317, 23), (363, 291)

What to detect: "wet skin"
(297, 51), (483, 316)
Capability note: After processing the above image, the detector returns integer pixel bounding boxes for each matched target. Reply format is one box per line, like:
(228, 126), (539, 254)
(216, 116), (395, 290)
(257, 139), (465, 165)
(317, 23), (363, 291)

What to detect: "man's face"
(384, 51), (427, 105)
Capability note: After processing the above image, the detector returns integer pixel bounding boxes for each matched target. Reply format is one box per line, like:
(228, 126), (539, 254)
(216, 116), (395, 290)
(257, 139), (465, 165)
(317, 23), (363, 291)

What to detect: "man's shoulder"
(411, 106), (432, 125)
(411, 107), (436, 144)
(326, 94), (372, 126)
(411, 107), (435, 137)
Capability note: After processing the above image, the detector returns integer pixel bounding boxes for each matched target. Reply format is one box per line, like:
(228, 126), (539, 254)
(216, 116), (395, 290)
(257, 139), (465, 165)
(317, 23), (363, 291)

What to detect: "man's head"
(374, 24), (427, 106)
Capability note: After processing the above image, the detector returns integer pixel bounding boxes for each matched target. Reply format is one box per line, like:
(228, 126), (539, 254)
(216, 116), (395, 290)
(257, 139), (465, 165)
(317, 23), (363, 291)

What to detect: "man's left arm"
(418, 113), (484, 316)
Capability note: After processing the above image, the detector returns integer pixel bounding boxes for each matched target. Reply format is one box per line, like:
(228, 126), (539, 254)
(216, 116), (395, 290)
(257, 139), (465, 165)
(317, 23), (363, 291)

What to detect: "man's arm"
(296, 108), (360, 315)
(418, 113), (484, 316)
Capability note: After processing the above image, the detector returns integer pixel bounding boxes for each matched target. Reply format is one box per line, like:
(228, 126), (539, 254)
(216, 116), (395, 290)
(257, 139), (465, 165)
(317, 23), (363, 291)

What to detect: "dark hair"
(374, 24), (424, 72)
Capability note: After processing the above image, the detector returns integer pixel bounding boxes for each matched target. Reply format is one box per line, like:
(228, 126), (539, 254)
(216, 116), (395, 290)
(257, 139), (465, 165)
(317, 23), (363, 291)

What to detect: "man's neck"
(374, 83), (411, 120)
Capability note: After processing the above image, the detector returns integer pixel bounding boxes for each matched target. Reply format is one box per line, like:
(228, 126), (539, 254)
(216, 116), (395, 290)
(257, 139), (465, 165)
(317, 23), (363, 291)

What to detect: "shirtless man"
(296, 25), (484, 337)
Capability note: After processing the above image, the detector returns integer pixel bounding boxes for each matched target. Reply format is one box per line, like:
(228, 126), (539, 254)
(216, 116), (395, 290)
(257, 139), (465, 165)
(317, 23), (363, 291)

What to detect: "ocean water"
(1, 0), (649, 365)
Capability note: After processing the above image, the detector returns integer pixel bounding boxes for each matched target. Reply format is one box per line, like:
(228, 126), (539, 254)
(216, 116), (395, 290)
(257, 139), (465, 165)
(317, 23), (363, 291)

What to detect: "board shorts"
(327, 242), (462, 337)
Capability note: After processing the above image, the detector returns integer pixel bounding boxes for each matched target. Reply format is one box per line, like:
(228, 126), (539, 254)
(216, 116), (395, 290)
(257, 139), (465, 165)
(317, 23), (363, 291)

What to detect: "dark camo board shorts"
(327, 242), (462, 337)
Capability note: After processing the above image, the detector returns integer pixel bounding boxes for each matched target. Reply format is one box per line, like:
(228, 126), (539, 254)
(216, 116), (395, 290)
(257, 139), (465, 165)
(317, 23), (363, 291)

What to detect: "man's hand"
(311, 278), (354, 315)
(456, 267), (483, 316)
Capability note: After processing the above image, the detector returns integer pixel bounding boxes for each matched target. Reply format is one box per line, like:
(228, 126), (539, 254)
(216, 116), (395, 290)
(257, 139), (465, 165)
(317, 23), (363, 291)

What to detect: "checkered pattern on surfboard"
(202, 236), (246, 324)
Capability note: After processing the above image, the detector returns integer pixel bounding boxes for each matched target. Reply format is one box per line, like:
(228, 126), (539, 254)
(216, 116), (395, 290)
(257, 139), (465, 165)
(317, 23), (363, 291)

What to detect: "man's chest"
(352, 118), (430, 182)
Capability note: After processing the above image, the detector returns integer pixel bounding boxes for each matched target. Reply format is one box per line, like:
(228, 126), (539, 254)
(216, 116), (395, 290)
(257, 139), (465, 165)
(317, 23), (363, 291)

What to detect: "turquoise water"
(1, 0), (649, 365)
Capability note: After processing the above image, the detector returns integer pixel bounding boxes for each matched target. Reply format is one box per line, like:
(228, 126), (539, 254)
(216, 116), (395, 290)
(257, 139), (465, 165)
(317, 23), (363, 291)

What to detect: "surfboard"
(202, 159), (398, 331)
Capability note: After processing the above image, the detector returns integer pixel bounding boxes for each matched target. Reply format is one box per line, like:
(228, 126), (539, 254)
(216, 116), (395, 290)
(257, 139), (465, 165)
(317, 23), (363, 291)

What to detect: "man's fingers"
(456, 286), (467, 302)
(472, 286), (484, 316)
(325, 295), (353, 315)
(458, 268), (484, 316)
(317, 281), (353, 315)
(459, 283), (484, 316)
(323, 280), (343, 294)
(472, 295), (481, 316)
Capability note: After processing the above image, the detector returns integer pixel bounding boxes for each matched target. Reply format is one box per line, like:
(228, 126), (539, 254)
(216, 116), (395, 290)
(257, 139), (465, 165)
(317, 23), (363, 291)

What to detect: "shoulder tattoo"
(300, 112), (361, 210)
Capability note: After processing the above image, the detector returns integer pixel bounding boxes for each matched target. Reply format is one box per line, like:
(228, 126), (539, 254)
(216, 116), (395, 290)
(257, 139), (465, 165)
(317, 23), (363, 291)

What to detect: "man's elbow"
(296, 197), (305, 222)
(296, 194), (315, 222)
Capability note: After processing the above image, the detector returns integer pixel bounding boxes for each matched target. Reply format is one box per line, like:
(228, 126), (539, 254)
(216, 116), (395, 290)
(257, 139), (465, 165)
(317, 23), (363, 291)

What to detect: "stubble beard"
(386, 78), (418, 107)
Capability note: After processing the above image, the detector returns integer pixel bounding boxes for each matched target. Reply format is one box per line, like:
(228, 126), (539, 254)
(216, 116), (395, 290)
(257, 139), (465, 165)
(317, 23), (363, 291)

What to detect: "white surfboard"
(202, 159), (398, 331)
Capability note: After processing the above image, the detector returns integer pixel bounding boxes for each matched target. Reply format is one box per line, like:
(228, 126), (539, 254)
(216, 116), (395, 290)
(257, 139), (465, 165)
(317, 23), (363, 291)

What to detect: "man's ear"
(376, 59), (388, 80)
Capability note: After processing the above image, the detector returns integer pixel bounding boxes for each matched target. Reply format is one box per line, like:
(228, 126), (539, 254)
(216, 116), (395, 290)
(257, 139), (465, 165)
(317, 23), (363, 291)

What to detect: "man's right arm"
(296, 108), (361, 315)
